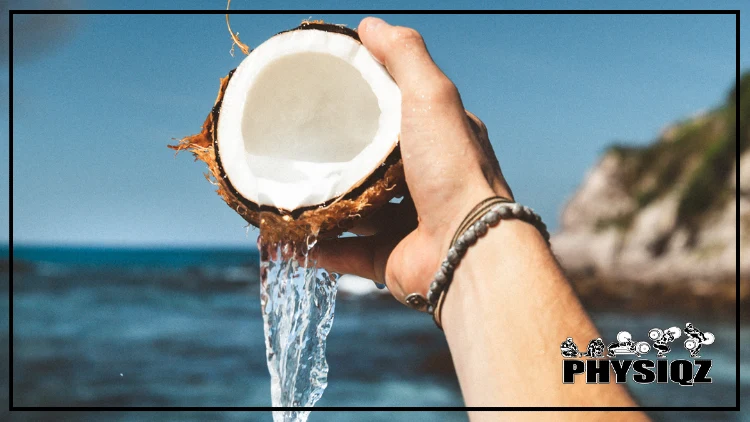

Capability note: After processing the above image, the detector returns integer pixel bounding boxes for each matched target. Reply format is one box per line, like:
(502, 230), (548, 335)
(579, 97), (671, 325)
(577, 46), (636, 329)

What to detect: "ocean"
(6, 246), (747, 421)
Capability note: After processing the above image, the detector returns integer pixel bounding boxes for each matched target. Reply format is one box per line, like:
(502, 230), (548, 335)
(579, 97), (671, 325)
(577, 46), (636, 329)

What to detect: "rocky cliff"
(552, 73), (746, 312)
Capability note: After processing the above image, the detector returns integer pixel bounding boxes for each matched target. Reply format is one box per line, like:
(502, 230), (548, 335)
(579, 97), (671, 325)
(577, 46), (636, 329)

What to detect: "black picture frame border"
(7, 6), (742, 414)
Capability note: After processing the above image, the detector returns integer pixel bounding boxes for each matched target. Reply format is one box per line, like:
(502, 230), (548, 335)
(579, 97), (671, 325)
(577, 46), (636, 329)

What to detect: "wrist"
(426, 197), (549, 328)
(437, 220), (641, 408)
(440, 218), (549, 332)
(438, 220), (556, 406)
(437, 183), (500, 252)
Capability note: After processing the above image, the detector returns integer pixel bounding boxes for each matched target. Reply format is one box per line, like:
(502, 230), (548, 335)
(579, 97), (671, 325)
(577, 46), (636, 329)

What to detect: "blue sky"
(6, 1), (746, 246)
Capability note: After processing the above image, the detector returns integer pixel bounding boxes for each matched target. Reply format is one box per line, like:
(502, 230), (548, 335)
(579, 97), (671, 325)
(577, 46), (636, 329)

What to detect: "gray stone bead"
(454, 238), (468, 253)
(523, 206), (532, 217)
(512, 203), (523, 217)
(498, 206), (512, 218)
(441, 260), (455, 274)
(434, 270), (447, 286)
(461, 227), (477, 245)
(426, 290), (436, 304)
(430, 280), (439, 291)
(474, 220), (488, 236)
(447, 248), (460, 265)
(482, 210), (501, 226)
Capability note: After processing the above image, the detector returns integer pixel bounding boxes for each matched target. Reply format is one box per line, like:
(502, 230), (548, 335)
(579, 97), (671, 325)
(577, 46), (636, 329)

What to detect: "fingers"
(358, 17), (467, 118)
(348, 195), (417, 236)
(357, 17), (488, 209)
(318, 197), (415, 282)
(318, 236), (381, 282)
(318, 197), (417, 300)
(348, 202), (405, 236)
(317, 233), (412, 302)
(318, 232), (403, 287)
(359, 18), (449, 93)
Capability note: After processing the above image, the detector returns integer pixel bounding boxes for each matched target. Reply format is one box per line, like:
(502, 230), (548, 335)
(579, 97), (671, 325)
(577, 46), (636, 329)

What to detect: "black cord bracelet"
(402, 197), (550, 330)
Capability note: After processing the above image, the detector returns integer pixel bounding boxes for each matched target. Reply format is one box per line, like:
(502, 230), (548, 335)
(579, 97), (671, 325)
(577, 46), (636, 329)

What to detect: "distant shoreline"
(5, 250), (746, 321)
(568, 276), (746, 320)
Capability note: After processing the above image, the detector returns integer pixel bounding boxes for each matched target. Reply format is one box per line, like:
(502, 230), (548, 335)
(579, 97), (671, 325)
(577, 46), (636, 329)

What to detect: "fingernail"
(374, 282), (386, 290)
(365, 17), (385, 32)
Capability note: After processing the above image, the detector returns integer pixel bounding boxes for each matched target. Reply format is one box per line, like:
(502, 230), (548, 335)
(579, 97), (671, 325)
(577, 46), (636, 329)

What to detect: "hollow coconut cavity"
(171, 22), (405, 242)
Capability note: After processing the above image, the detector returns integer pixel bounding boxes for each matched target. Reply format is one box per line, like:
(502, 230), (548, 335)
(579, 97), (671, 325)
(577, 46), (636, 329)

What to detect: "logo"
(683, 322), (715, 358)
(648, 326), (681, 357)
(561, 323), (714, 386)
(607, 331), (650, 357)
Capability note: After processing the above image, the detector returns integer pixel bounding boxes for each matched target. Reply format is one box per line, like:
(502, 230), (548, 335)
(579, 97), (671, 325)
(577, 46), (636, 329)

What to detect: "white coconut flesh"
(217, 28), (402, 211)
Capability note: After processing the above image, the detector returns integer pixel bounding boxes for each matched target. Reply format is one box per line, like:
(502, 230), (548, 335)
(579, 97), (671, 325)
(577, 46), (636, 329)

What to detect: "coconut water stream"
(258, 213), (338, 422)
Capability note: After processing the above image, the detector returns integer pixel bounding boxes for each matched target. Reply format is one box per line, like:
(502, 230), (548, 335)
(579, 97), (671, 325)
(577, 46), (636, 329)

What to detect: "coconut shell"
(170, 22), (405, 243)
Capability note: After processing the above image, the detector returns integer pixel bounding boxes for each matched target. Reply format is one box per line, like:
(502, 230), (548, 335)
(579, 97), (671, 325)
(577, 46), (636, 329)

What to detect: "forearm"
(441, 219), (646, 418)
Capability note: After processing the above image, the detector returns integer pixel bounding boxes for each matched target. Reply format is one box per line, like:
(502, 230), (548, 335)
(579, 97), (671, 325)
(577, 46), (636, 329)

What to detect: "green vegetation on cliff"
(602, 72), (747, 232)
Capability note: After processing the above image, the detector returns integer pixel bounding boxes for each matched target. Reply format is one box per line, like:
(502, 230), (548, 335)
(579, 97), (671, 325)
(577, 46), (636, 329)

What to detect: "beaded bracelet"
(403, 197), (550, 329)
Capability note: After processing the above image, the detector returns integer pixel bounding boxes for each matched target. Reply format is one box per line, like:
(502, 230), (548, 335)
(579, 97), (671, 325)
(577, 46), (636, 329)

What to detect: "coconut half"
(171, 22), (405, 242)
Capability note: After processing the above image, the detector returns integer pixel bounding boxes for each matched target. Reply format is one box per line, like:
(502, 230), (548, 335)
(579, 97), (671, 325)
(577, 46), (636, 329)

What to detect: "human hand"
(319, 17), (513, 304)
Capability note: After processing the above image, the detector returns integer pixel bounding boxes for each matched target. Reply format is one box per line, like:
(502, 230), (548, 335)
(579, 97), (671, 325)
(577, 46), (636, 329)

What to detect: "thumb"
(357, 17), (486, 233)
(358, 17), (459, 103)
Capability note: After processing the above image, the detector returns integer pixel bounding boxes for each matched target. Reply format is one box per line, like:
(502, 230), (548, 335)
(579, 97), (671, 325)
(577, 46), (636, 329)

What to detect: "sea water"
(258, 218), (338, 422)
(9, 245), (743, 417)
